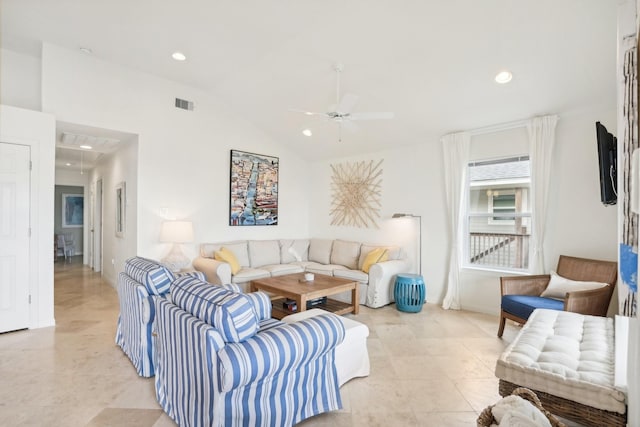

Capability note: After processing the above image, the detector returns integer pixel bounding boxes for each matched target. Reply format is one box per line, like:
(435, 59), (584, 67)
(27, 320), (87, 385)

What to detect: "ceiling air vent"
(175, 98), (194, 111)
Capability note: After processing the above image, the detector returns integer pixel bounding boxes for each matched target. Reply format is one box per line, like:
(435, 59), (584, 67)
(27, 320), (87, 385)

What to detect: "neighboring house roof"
(469, 159), (530, 182)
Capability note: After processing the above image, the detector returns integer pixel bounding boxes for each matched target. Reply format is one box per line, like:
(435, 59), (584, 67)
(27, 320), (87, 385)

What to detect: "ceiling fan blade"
(350, 112), (395, 120)
(289, 108), (326, 116)
(336, 93), (359, 114)
(341, 120), (359, 133)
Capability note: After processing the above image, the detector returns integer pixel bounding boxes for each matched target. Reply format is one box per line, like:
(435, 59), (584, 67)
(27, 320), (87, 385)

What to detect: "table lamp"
(160, 220), (194, 272)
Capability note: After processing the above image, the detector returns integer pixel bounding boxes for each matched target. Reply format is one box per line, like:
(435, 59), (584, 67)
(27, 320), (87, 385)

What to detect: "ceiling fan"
(292, 63), (394, 141)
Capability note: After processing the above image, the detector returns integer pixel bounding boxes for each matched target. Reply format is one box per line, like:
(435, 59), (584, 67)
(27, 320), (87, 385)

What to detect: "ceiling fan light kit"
(292, 62), (394, 142)
(495, 70), (513, 84)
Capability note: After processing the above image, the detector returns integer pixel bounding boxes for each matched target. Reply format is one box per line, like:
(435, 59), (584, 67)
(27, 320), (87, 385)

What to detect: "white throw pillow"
(540, 271), (608, 299)
(279, 239), (310, 263)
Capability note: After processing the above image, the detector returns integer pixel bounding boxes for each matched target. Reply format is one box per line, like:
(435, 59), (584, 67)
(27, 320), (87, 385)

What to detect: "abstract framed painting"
(62, 193), (83, 228)
(229, 150), (278, 226)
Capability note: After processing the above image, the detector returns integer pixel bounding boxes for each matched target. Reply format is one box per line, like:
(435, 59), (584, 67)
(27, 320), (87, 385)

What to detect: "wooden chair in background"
(498, 255), (618, 337)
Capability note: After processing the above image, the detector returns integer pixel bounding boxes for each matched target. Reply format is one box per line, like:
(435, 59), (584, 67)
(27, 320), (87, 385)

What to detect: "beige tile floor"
(0, 260), (578, 426)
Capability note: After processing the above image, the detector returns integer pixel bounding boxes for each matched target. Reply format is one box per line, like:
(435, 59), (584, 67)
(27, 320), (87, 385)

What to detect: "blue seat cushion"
(501, 295), (564, 321)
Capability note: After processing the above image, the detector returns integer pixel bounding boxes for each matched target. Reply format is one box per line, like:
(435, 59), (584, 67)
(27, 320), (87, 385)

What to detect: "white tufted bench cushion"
(495, 309), (627, 414)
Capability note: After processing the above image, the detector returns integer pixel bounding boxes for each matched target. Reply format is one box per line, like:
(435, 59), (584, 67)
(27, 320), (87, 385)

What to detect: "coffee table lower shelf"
(271, 297), (354, 320)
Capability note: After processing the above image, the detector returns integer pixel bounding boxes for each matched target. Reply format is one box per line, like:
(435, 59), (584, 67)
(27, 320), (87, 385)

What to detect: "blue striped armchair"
(154, 275), (345, 427)
(115, 257), (206, 377)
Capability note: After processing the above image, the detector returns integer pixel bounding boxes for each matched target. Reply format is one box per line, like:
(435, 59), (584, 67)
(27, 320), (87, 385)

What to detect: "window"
(465, 156), (531, 271)
(488, 192), (516, 223)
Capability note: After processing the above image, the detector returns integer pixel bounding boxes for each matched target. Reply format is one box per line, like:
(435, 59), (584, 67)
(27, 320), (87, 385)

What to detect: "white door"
(94, 179), (102, 272)
(0, 143), (30, 333)
(88, 184), (94, 268)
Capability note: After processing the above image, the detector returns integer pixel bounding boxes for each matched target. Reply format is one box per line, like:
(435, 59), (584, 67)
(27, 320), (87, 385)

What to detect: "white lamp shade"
(159, 220), (194, 243)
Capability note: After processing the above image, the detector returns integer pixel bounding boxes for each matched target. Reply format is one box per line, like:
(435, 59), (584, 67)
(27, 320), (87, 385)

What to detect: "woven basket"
(477, 387), (566, 427)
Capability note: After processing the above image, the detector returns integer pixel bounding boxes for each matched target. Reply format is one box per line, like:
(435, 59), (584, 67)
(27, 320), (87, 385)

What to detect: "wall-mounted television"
(596, 121), (617, 205)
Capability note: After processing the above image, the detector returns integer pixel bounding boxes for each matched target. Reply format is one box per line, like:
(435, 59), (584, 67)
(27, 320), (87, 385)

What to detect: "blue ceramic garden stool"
(394, 274), (426, 313)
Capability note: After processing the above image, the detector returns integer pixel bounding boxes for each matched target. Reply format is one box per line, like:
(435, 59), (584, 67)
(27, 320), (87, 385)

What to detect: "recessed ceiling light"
(495, 70), (513, 84)
(304, 112), (314, 116)
(79, 145), (92, 150)
(79, 47), (93, 54)
(302, 129), (313, 137)
(172, 52), (187, 61)
(65, 163), (72, 166)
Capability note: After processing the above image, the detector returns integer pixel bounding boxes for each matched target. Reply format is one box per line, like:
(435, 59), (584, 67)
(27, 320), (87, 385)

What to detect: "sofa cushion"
(261, 264), (304, 276)
(495, 309), (624, 414)
(334, 269), (369, 284)
(305, 263), (348, 276)
(540, 271), (608, 299)
(224, 242), (250, 267)
(248, 240), (281, 267)
(361, 248), (389, 273)
(280, 239), (310, 263)
(124, 257), (175, 295)
(231, 268), (271, 284)
(171, 276), (259, 343)
(308, 238), (334, 264)
(501, 295), (564, 321)
(214, 247), (242, 274)
(330, 240), (361, 270)
(244, 291), (272, 321)
(176, 271), (207, 281)
(200, 241), (243, 258)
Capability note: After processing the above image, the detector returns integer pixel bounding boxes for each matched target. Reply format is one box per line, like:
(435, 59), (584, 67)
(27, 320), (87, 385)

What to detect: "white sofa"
(192, 238), (409, 308)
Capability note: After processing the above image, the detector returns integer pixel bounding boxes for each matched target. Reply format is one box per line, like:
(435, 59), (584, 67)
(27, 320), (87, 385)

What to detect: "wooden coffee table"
(250, 272), (359, 320)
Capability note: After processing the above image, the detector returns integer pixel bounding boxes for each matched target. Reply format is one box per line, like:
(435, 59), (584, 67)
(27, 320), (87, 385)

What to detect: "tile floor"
(0, 260), (579, 426)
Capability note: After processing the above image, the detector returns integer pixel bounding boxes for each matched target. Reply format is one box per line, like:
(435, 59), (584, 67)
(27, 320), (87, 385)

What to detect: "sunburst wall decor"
(330, 159), (383, 228)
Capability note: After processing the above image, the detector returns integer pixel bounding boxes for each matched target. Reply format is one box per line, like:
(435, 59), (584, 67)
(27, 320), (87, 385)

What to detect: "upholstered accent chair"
(115, 257), (206, 377)
(498, 255), (617, 337)
(153, 275), (345, 426)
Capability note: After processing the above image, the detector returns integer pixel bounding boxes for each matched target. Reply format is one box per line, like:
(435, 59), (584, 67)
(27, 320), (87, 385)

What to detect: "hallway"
(0, 261), (170, 426)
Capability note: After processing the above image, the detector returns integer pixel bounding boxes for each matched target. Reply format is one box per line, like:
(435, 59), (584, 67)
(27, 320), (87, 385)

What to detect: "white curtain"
(442, 132), (470, 310)
(527, 115), (558, 274)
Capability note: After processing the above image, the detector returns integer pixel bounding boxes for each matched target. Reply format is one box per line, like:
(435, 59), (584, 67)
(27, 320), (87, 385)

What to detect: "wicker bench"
(495, 309), (628, 427)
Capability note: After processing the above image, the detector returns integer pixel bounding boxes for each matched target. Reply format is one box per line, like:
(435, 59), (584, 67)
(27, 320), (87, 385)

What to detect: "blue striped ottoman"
(282, 309), (370, 386)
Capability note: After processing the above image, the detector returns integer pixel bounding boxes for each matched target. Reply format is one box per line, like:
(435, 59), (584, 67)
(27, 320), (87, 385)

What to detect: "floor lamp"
(392, 213), (422, 276)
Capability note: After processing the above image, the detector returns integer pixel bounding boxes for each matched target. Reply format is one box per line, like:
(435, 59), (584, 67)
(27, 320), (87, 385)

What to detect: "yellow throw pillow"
(214, 247), (241, 275)
(361, 248), (389, 273)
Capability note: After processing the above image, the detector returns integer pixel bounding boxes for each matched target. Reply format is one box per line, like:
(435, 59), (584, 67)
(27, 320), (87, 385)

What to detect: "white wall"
(308, 143), (450, 304)
(0, 49), (41, 111)
(0, 105), (56, 328)
(40, 43), (311, 276)
(308, 107), (618, 314)
(89, 141), (138, 285)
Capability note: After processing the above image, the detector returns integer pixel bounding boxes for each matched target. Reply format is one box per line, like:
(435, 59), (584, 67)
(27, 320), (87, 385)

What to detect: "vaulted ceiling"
(1, 0), (618, 160)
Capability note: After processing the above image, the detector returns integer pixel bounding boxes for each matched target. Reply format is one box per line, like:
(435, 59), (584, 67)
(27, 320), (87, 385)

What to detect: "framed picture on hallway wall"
(62, 193), (83, 228)
(115, 182), (126, 238)
(229, 150), (279, 226)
